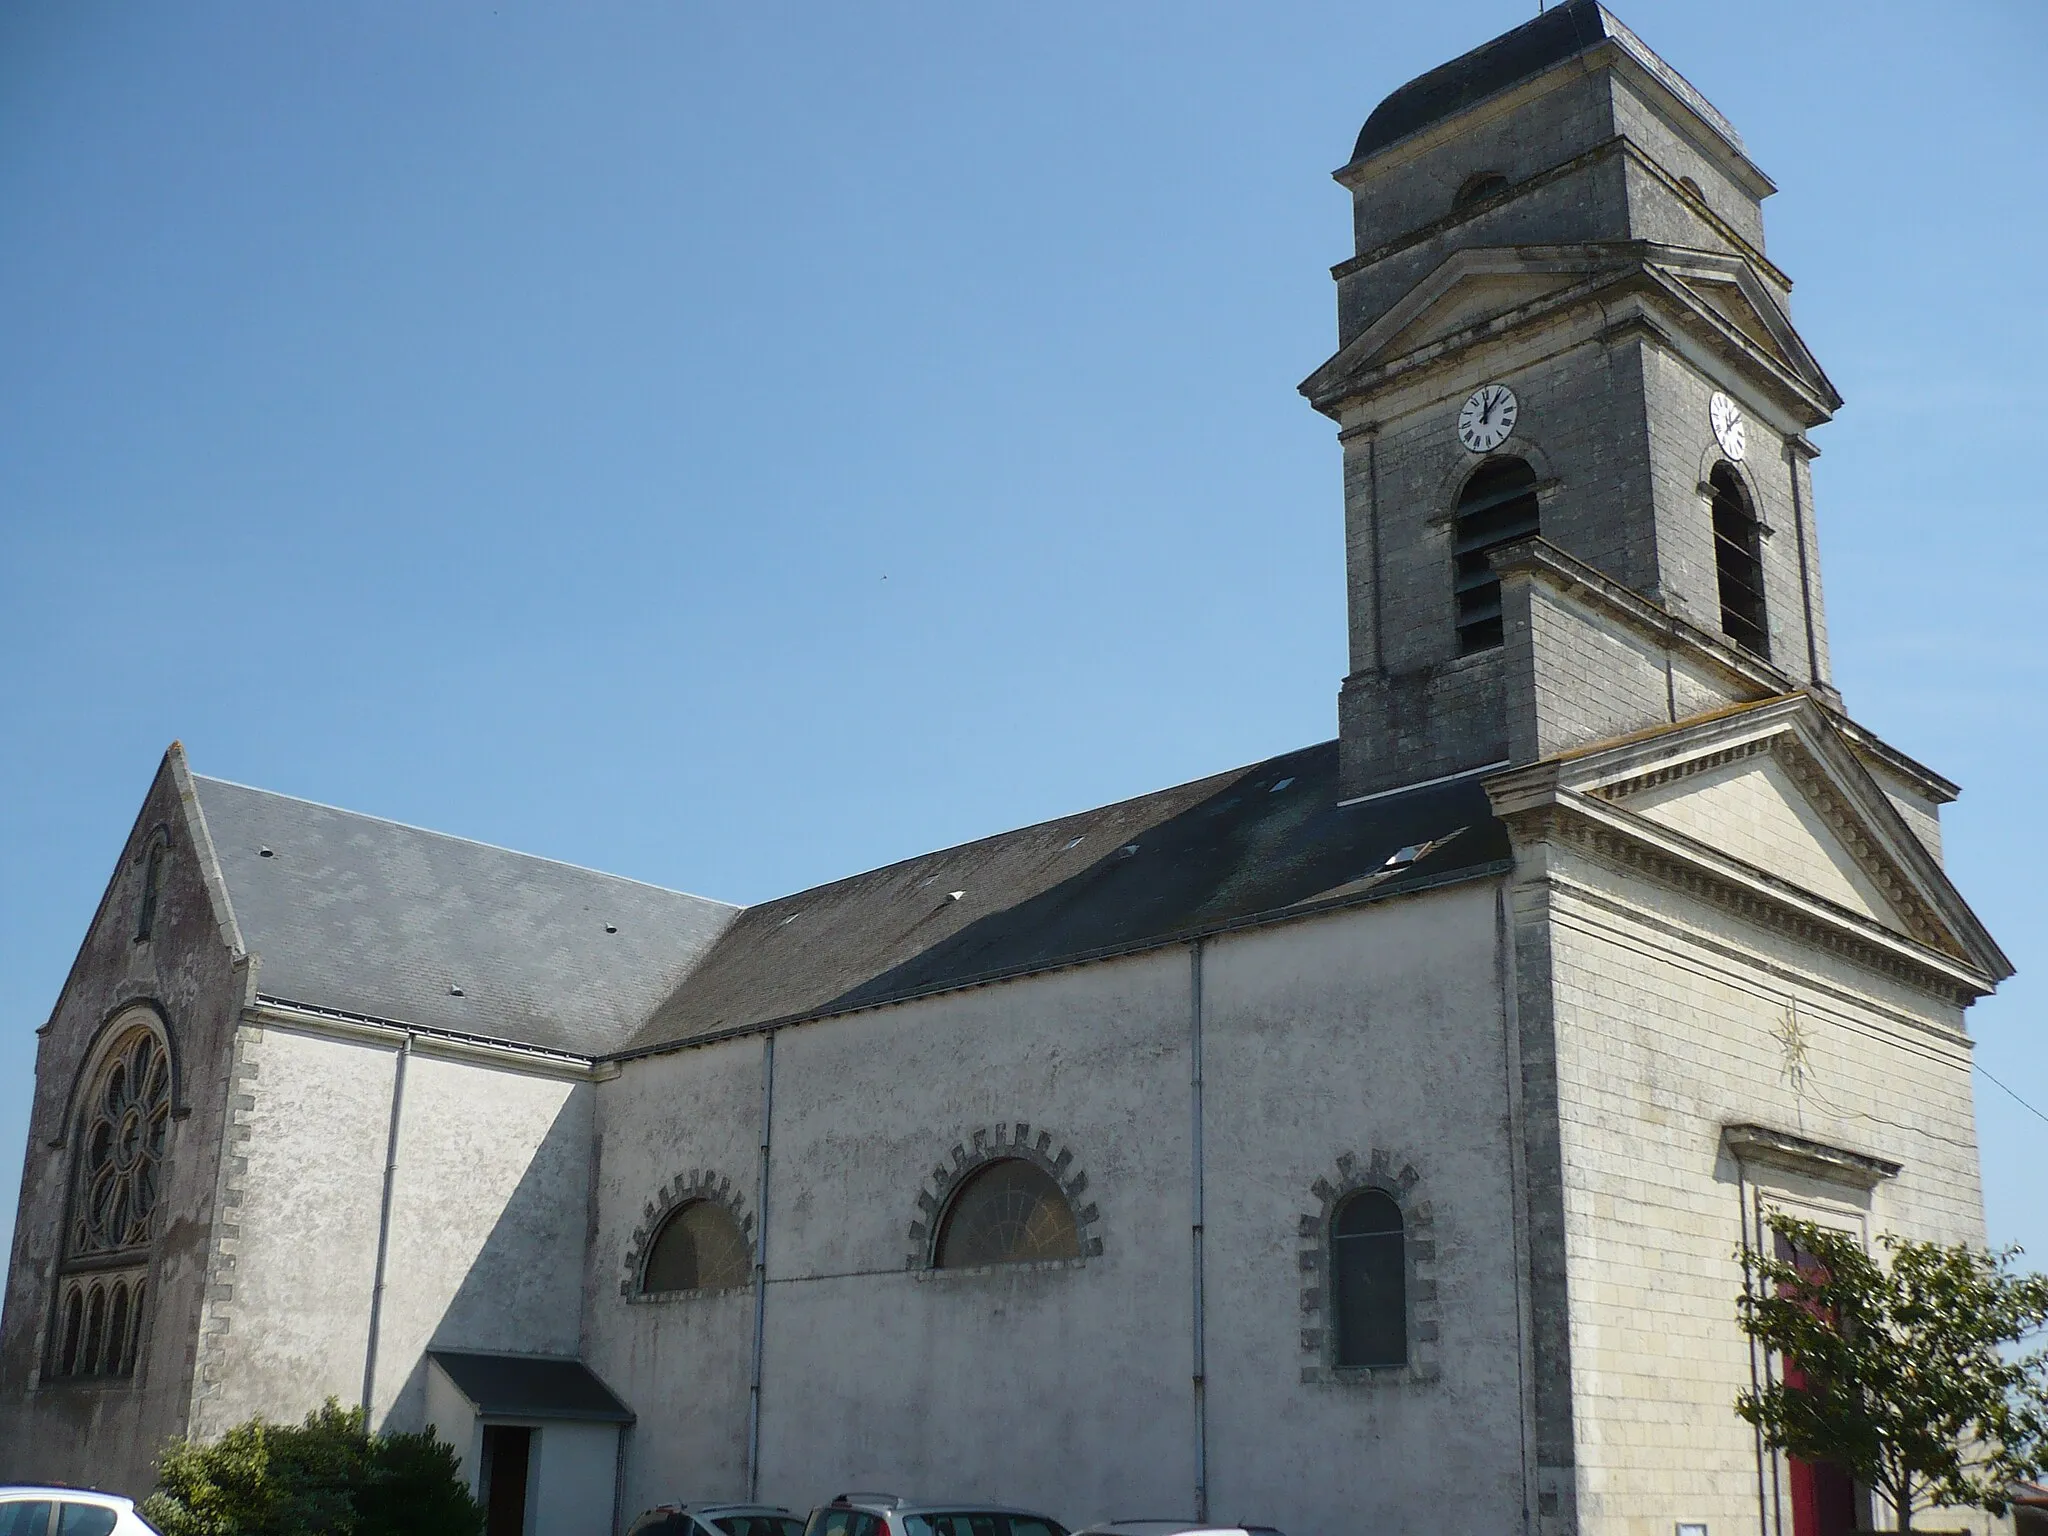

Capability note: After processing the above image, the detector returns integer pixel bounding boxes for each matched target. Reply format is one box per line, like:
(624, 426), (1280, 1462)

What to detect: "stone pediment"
(1299, 243), (1838, 416)
(1488, 696), (2011, 996)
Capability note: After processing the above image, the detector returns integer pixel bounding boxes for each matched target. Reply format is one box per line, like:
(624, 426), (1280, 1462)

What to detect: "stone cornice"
(1493, 789), (1995, 1003)
(1722, 1123), (1901, 1190)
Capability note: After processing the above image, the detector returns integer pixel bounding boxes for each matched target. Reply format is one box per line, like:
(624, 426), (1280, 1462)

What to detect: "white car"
(0, 1488), (161, 1536)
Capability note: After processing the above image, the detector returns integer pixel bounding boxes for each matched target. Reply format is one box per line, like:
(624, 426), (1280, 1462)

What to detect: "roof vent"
(947, 890), (966, 902)
(1269, 777), (1296, 794)
(448, 985), (465, 997)
(258, 847), (275, 858)
(604, 923), (618, 934)
(1063, 835), (1086, 850)
(1383, 843), (1428, 869)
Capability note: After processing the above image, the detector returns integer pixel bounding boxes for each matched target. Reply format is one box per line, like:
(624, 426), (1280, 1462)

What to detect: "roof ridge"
(191, 772), (740, 910)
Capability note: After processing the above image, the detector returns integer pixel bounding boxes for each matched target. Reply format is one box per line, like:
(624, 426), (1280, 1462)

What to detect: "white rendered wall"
(213, 1023), (592, 1436)
(207, 1026), (395, 1428)
(589, 885), (1527, 1536)
(530, 1420), (623, 1536)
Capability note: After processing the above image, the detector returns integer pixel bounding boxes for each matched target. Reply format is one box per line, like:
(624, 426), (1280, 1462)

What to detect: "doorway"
(480, 1425), (533, 1536)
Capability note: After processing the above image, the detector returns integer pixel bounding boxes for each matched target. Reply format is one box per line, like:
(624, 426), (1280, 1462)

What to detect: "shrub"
(143, 1399), (484, 1536)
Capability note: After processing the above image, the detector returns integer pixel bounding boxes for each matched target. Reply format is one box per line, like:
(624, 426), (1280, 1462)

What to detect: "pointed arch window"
(1331, 1189), (1407, 1369)
(1454, 457), (1540, 653)
(49, 1017), (169, 1381)
(1711, 462), (1770, 658)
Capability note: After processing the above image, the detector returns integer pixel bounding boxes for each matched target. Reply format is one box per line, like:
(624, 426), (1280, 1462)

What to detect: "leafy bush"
(143, 1399), (484, 1536)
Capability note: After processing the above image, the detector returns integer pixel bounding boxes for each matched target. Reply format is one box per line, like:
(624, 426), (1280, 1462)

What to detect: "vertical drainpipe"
(747, 1030), (776, 1501)
(361, 1031), (412, 1419)
(1188, 940), (1209, 1524)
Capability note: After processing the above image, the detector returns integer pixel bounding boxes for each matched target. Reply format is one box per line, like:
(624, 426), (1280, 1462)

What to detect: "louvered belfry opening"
(1711, 462), (1770, 658)
(1453, 456), (1540, 653)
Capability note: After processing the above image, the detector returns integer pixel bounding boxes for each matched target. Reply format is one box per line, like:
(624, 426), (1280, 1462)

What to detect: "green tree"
(1737, 1213), (2048, 1534)
(143, 1399), (484, 1536)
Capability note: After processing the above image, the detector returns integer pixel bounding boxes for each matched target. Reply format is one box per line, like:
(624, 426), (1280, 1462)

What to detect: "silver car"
(804, 1493), (1067, 1536)
(628, 1504), (808, 1536)
(1070, 1522), (1285, 1536)
(0, 1489), (162, 1536)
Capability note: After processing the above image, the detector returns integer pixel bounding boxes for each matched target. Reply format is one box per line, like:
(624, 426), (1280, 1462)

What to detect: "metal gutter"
(747, 1030), (776, 1499)
(1188, 939), (1210, 1524)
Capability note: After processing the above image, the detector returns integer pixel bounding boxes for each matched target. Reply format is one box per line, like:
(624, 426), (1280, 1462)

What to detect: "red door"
(1775, 1232), (1862, 1536)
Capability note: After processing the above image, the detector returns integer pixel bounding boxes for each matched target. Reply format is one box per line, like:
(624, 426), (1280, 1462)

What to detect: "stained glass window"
(934, 1159), (1079, 1269)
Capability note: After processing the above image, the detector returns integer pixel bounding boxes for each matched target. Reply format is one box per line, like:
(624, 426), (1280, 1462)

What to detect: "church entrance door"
(481, 1424), (534, 1536)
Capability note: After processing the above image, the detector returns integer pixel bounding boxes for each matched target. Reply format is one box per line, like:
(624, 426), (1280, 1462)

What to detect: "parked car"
(804, 1493), (1067, 1536)
(629, 1503), (808, 1536)
(1070, 1522), (1284, 1536)
(0, 1489), (162, 1536)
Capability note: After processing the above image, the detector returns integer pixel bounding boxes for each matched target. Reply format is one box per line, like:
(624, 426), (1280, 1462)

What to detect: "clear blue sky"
(3, 2), (2043, 1277)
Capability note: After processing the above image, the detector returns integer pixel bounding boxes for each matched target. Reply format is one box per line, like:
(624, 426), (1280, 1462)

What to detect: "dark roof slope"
(193, 776), (737, 1055)
(428, 1350), (633, 1423)
(1351, 0), (1741, 163)
(623, 740), (1508, 1054)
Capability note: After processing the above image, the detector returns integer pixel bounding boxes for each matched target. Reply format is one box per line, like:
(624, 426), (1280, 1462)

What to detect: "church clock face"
(1710, 391), (1747, 461)
(1457, 383), (1518, 453)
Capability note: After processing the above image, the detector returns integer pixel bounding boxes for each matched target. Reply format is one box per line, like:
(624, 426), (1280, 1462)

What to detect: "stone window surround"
(622, 1168), (756, 1302)
(45, 1001), (180, 1388)
(907, 1123), (1102, 1274)
(1298, 1148), (1441, 1386)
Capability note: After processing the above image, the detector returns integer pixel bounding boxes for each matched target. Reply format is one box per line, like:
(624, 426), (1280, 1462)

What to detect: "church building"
(1, 7), (2014, 1536)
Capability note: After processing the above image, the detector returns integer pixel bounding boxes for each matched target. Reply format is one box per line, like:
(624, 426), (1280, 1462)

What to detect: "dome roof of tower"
(1350, 0), (1741, 164)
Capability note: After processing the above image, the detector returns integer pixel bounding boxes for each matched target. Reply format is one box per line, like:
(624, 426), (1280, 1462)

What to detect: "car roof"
(0, 1489), (131, 1507)
(826, 1499), (1061, 1519)
(1072, 1524), (1280, 1536)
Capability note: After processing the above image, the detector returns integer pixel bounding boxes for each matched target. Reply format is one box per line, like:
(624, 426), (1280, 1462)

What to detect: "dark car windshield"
(901, 1517), (1065, 1536)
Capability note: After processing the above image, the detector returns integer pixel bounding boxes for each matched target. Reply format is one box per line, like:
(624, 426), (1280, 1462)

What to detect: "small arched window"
(1454, 172), (1509, 209)
(1332, 1189), (1406, 1369)
(934, 1159), (1080, 1269)
(135, 832), (169, 942)
(1710, 462), (1770, 658)
(1453, 456), (1541, 653)
(641, 1199), (751, 1294)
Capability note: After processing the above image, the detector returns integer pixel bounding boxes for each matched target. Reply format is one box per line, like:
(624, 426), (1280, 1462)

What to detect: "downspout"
(1188, 939), (1209, 1524)
(1496, 887), (1537, 1536)
(361, 1031), (412, 1419)
(747, 1030), (776, 1500)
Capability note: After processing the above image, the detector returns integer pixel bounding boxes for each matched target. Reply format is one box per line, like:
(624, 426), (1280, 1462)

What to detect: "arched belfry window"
(641, 1200), (751, 1294)
(1453, 457), (1540, 653)
(1332, 1189), (1407, 1369)
(51, 1016), (170, 1380)
(935, 1159), (1080, 1268)
(1453, 171), (1509, 209)
(1711, 462), (1770, 658)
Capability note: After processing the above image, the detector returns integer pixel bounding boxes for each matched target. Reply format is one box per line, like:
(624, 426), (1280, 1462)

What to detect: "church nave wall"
(1200, 881), (1528, 1536)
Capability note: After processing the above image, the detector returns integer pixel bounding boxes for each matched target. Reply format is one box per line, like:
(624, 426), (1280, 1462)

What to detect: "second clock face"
(1710, 391), (1747, 461)
(1458, 384), (1519, 452)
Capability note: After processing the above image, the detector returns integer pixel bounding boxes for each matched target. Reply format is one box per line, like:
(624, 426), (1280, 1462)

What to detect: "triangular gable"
(1301, 247), (1628, 407)
(1552, 696), (2009, 984)
(1646, 245), (1839, 407)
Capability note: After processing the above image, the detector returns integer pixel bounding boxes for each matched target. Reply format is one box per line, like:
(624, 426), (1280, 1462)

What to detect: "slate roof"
(428, 1350), (634, 1423)
(1350, 0), (1742, 164)
(192, 776), (738, 1056)
(621, 739), (1509, 1054)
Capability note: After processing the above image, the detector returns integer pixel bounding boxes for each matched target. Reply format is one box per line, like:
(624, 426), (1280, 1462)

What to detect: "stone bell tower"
(1300, 0), (1845, 802)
